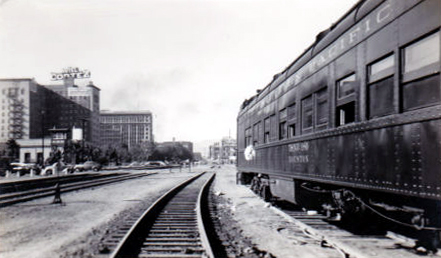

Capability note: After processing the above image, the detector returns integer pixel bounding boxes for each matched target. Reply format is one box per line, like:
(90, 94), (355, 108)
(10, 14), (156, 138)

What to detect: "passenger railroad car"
(237, 0), (441, 250)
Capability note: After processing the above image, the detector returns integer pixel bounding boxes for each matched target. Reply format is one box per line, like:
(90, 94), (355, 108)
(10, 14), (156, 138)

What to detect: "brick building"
(0, 78), (92, 163)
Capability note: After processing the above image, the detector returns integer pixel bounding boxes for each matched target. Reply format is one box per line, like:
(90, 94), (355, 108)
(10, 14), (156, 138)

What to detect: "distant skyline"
(0, 0), (357, 152)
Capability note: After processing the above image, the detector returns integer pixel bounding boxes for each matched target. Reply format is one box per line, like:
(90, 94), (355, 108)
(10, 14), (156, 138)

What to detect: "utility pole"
(41, 110), (45, 166)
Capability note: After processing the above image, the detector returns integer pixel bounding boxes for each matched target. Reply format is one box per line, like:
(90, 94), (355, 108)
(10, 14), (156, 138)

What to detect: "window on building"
(402, 31), (440, 110)
(368, 54), (395, 118)
(24, 153), (31, 163)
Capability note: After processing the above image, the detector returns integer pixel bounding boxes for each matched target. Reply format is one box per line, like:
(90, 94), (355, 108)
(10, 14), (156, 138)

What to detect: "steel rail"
(110, 172), (216, 258)
(0, 172), (156, 207)
(196, 173), (216, 258)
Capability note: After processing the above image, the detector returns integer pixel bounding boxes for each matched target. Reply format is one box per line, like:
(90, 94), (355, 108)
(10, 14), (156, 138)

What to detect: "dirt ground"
(212, 165), (341, 258)
(0, 169), (199, 258)
(0, 165), (341, 258)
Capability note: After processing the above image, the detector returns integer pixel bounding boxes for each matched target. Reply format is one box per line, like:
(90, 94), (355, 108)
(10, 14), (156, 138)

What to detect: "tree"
(149, 143), (193, 163)
(6, 139), (19, 161)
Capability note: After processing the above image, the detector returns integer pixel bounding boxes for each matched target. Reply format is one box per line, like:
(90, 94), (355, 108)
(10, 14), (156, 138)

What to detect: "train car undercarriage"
(237, 171), (441, 253)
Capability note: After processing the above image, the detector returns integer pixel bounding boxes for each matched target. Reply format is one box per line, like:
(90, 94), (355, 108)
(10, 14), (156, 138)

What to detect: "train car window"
(336, 74), (357, 126)
(270, 114), (277, 142)
(245, 127), (252, 147)
(402, 31), (440, 82)
(315, 87), (328, 127)
(337, 102), (355, 126)
(253, 122), (261, 146)
(368, 54), (394, 83)
(279, 108), (287, 140)
(289, 124), (296, 137)
(279, 108), (287, 120)
(288, 102), (296, 119)
(302, 95), (313, 132)
(402, 31), (440, 110)
(368, 54), (395, 118)
(287, 103), (296, 138)
(337, 74), (356, 99)
(279, 121), (287, 140)
(264, 117), (270, 143)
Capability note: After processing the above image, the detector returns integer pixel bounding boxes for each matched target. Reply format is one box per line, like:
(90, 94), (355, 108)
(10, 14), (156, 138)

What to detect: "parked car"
(74, 161), (102, 172)
(41, 162), (73, 176)
(145, 161), (167, 167)
(10, 162), (41, 176)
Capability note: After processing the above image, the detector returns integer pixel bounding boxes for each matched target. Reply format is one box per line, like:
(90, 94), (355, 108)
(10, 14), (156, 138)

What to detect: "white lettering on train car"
(288, 142), (310, 163)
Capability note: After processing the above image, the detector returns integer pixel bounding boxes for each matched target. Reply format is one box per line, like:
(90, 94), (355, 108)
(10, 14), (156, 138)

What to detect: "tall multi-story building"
(0, 78), (92, 163)
(45, 78), (100, 146)
(0, 78), (42, 141)
(209, 142), (221, 160)
(99, 110), (153, 150)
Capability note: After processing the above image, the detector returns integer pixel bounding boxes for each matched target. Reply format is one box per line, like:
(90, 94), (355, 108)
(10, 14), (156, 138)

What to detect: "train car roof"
(239, 0), (384, 114)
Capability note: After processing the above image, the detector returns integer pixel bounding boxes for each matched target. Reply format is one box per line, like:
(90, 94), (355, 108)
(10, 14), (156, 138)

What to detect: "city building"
(0, 78), (93, 163)
(99, 110), (153, 150)
(220, 136), (237, 164)
(45, 74), (100, 146)
(209, 142), (221, 161)
(209, 136), (236, 164)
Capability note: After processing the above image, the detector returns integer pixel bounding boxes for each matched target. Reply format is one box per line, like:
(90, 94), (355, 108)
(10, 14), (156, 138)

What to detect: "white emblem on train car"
(244, 145), (256, 161)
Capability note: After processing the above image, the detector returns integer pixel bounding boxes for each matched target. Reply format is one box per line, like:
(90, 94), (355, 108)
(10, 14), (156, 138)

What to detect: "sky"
(0, 0), (356, 153)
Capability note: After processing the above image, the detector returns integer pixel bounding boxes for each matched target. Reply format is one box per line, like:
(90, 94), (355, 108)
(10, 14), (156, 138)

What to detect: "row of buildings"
(208, 136), (237, 164)
(0, 70), (153, 164)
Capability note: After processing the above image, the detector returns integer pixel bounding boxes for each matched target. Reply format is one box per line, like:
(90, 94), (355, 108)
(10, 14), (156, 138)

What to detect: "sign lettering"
(288, 142), (310, 163)
(51, 67), (91, 81)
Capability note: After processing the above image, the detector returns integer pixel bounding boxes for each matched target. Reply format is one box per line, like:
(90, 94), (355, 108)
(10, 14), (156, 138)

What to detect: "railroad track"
(110, 172), (216, 258)
(272, 204), (440, 258)
(0, 172), (156, 207)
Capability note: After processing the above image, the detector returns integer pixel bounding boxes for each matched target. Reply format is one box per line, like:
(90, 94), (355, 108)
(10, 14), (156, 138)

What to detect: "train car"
(237, 0), (441, 250)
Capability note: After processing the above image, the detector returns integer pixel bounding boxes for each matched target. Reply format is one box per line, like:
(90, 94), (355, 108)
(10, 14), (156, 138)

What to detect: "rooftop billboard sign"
(51, 67), (91, 81)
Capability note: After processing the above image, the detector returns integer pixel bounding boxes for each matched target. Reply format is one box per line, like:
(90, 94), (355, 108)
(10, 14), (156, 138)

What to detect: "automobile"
(145, 161), (167, 167)
(127, 161), (141, 168)
(74, 161), (102, 172)
(41, 162), (73, 176)
(10, 162), (41, 176)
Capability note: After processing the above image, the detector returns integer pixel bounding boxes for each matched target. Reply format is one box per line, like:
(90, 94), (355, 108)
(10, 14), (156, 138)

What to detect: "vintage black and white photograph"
(0, 0), (440, 257)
